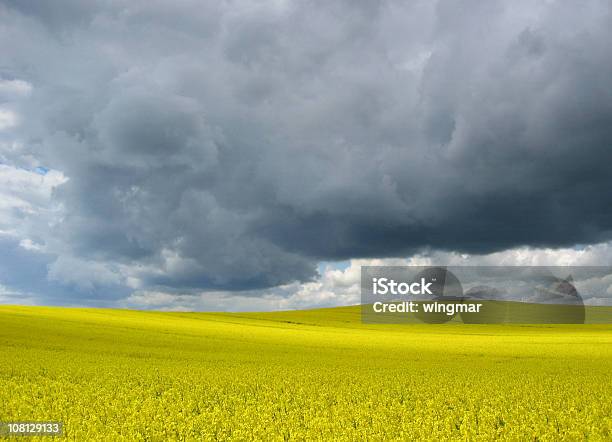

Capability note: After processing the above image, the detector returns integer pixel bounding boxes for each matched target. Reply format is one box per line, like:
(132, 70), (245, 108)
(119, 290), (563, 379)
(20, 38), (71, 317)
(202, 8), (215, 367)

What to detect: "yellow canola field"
(0, 305), (611, 440)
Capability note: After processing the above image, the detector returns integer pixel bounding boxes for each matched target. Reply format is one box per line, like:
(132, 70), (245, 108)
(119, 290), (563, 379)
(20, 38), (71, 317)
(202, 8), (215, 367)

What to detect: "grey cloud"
(0, 235), (130, 306)
(1, 0), (612, 299)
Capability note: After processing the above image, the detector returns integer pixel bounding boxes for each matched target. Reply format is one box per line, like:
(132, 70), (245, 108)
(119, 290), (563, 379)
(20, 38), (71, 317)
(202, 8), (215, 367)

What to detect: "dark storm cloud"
(2, 0), (612, 295)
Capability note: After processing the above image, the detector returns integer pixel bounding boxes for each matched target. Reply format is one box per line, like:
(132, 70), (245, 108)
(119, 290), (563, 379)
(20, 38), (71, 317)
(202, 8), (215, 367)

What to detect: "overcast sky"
(1, 0), (612, 311)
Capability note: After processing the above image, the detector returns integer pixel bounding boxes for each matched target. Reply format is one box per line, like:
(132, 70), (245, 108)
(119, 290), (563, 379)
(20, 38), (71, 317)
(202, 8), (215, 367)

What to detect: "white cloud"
(0, 108), (18, 130)
(0, 79), (32, 100)
(0, 164), (67, 232)
(47, 255), (123, 291)
(19, 238), (45, 252)
(0, 283), (36, 305)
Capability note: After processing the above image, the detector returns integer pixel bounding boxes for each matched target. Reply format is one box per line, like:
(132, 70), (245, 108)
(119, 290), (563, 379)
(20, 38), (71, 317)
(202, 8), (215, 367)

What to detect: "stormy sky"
(1, 0), (612, 310)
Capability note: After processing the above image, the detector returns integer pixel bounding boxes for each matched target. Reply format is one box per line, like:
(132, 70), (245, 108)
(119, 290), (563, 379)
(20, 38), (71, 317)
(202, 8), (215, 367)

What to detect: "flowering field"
(0, 305), (611, 440)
